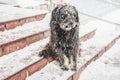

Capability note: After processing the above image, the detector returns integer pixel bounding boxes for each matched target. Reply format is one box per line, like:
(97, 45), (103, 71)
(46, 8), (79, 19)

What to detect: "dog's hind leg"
(39, 43), (56, 58)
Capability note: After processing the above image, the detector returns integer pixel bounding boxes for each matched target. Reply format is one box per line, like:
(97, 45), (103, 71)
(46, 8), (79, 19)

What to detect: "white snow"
(103, 9), (120, 23)
(0, 4), (48, 22)
(16, 0), (49, 8)
(0, 13), (50, 45)
(0, 37), (49, 80)
(80, 39), (120, 80)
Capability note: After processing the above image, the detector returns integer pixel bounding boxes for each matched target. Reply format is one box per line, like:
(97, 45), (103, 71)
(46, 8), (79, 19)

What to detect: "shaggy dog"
(39, 4), (80, 71)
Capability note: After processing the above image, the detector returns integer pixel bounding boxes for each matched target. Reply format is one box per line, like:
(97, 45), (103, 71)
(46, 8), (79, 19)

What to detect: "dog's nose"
(69, 22), (73, 25)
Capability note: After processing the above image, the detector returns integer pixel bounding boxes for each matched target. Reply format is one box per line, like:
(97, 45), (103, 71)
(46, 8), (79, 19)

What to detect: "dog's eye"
(61, 14), (66, 19)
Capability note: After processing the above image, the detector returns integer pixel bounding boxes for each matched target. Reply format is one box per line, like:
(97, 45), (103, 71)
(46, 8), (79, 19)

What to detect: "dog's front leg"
(70, 55), (77, 71)
(60, 54), (69, 71)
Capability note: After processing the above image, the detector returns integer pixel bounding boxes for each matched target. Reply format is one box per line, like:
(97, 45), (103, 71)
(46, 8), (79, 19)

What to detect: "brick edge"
(0, 14), (46, 31)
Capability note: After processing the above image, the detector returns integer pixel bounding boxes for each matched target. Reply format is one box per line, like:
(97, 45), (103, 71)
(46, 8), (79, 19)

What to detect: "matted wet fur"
(39, 4), (80, 71)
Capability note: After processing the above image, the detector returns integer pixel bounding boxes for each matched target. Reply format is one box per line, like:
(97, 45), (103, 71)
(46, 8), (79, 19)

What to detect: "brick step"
(0, 29), (96, 80)
(26, 30), (120, 80)
(0, 4), (48, 31)
(0, 14), (50, 57)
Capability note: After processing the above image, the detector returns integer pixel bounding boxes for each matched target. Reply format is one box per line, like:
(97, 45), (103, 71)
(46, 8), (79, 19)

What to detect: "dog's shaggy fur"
(39, 4), (80, 71)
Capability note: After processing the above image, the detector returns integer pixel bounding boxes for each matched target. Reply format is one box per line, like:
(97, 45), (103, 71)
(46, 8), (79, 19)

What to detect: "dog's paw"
(71, 67), (77, 71)
(70, 65), (77, 71)
(61, 66), (69, 71)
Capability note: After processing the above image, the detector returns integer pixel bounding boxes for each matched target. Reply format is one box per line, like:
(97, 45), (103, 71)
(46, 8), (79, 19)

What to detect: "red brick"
(87, 30), (95, 39)
(5, 21), (19, 30)
(19, 19), (26, 26)
(80, 30), (96, 42)
(27, 58), (48, 75)
(105, 40), (115, 51)
(25, 17), (36, 23)
(73, 72), (79, 80)
(19, 70), (27, 80)
(6, 73), (20, 80)
(26, 33), (44, 45)
(7, 70), (27, 80)
(0, 24), (5, 31)
(0, 47), (3, 57)
(44, 30), (51, 38)
(80, 35), (88, 42)
(36, 14), (46, 21)
(3, 39), (26, 55)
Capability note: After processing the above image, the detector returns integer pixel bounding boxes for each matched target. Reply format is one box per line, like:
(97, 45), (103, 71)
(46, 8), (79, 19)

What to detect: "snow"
(80, 39), (120, 80)
(66, 0), (118, 18)
(0, 4), (48, 22)
(0, 37), (49, 80)
(16, 0), (48, 8)
(0, 13), (50, 45)
(103, 9), (120, 23)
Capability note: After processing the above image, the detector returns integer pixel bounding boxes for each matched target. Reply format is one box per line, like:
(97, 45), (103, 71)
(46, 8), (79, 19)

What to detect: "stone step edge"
(0, 13), (46, 31)
(68, 35), (120, 80)
(5, 29), (96, 80)
(0, 29), (50, 57)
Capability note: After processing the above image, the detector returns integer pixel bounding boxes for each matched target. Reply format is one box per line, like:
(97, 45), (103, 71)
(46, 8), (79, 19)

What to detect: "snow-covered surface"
(67, 0), (118, 18)
(103, 9), (120, 23)
(0, 14), (50, 45)
(15, 0), (49, 8)
(0, 38), (49, 80)
(0, 4), (48, 22)
(26, 22), (120, 80)
(80, 39), (120, 80)
(0, 0), (48, 7)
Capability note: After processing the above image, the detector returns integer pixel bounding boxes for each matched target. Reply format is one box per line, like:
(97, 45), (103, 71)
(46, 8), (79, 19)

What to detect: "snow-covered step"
(0, 14), (50, 56)
(80, 35), (120, 80)
(26, 27), (120, 80)
(0, 4), (48, 31)
(0, 29), (96, 80)
(0, 38), (49, 80)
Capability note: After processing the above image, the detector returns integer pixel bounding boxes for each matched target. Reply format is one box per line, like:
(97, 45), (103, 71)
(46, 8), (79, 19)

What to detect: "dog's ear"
(51, 5), (64, 24)
(73, 6), (79, 23)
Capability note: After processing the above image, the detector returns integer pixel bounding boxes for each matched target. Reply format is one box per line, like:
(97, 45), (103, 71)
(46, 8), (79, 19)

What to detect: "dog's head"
(51, 4), (79, 31)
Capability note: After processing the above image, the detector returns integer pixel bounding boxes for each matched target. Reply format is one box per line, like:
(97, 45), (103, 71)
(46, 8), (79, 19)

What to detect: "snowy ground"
(80, 38), (120, 80)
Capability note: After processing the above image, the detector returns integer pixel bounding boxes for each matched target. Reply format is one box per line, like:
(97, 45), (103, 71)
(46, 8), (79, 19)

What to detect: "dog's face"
(51, 5), (79, 31)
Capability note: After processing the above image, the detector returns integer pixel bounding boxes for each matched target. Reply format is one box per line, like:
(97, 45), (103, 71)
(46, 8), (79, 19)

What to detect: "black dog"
(39, 4), (80, 71)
